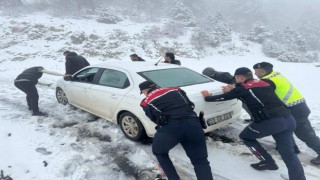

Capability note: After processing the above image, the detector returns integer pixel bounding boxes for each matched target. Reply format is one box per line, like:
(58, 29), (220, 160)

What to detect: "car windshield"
(139, 68), (213, 87)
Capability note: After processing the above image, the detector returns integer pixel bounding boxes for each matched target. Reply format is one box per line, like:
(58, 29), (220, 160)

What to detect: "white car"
(56, 62), (242, 141)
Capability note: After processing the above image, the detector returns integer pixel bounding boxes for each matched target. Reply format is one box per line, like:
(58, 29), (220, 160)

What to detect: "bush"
(141, 26), (163, 42)
(70, 32), (87, 44)
(277, 51), (302, 63)
(273, 27), (307, 53)
(247, 22), (272, 43)
(303, 51), (319, 63)
(262, 39), (284, 58)
(162, 21), (185, 38)
(97, 8), (122, 24)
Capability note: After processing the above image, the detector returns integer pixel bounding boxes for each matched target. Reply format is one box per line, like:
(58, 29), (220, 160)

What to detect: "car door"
(68, 67), (99, 110)
(89, 68), (132, 121)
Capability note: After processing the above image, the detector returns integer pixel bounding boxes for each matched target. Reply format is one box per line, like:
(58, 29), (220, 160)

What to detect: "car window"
(73, 67), (99, 83)
(139, 68), (212, 87)
(98, 69), (130, 89)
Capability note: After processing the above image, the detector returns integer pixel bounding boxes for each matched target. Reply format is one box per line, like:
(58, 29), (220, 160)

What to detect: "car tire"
(119, 112), (146, 141)
(56, 87), (68, 105)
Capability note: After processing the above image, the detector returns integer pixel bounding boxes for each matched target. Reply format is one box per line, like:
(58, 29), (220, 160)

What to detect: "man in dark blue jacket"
(201, 67), (305, 180)
(140, 81), (213, 180)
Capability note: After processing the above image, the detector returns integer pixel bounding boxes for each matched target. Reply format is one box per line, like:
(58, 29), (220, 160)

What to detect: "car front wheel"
(56, 87), (68, 105)
(119, 112), (146, 141)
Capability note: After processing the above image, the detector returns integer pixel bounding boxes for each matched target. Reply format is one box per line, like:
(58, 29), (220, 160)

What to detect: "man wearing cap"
(164, 52), (181, 65)
(202, 67), (258, 124)
(201, 67), (305, 180)
(139, 81), (213, 180)
(253, 62), (320, 165)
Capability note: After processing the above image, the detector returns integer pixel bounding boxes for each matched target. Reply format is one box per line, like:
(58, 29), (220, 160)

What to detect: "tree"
(170, 0), (196, 27)
(247, 22), (273, 43)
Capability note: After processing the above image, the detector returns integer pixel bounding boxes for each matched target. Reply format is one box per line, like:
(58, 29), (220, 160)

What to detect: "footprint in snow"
(36, 147), (52, 155)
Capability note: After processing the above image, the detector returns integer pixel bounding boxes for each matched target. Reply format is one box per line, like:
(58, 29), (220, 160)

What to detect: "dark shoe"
(250, 161), (279, 170)
(28, 107), (33, 110)
(294, 145), (301, 154)
(32, 111), (48, 116)
(311, 156), (320, 165)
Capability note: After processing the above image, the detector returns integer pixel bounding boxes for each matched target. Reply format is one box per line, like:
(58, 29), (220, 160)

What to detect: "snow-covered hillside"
(0, 12), (320, 180)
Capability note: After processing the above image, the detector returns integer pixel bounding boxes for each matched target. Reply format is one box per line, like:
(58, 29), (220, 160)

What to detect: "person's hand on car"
(201, 90), (212, 97)
(222, 84), (235, 93)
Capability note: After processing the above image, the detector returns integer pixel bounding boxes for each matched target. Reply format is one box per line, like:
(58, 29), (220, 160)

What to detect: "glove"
(202, 67), (216, 78)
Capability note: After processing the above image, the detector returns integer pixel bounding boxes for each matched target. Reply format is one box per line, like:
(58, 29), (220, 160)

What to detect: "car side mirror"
(64, 76), (73, 81)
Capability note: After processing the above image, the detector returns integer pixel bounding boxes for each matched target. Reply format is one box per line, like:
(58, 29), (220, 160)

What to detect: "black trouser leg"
(240, 116), (305, 179)
(180, 121), (213, 180)
(273, 115), (305, 180)
(14, 81), (39, 112)
(152, 120), (213, 180)
(290, 102), (320, 155)
(239, 123), (276, 163)
(152, 126), (180, 180)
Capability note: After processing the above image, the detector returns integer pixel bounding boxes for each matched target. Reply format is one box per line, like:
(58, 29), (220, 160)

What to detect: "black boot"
(32, 111), (48, 116)
(250, 161), (279, 170)
(311, 156), (320, 165)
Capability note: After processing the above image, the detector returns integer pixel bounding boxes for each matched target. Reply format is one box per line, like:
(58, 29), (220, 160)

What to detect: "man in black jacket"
(14, 66), (64, 116)
(140, 81), (213, 180)
(164, 52), (181, 65)
(201, 67), (305, 180)
(202, 67), (256, 122)
(63, 51), (90, 75)
(253, 62), (320, 165)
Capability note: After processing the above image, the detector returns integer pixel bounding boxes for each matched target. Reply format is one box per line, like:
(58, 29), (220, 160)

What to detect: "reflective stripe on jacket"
(262, 71), (304, 107)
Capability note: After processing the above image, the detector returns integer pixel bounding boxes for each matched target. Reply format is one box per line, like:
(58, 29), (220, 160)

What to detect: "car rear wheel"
(56, 87), (68, 105)
(119, 112), (146, 141)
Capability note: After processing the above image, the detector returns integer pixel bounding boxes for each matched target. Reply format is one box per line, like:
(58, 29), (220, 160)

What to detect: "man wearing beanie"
(253, 62), (320, 165)
(201, 67), (305, 180)
(202, 67), (258, 124)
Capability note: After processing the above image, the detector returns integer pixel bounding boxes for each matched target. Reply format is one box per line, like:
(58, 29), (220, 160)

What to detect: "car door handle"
(110, 94), (118, 99)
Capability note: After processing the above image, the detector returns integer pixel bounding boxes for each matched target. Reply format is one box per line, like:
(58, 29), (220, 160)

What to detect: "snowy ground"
(1, 15), (320, 180)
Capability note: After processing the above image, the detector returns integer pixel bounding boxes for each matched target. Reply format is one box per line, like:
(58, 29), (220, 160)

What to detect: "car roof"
(92, 61), (183, 73)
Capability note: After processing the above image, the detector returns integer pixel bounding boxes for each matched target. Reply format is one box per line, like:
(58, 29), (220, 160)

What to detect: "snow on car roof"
(92, 61), (182, 73)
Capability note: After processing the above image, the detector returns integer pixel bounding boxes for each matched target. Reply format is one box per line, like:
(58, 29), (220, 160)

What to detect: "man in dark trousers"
(164, 52), (181, 65)
(139, 81), (213, 180)
(253, 62), (320, 165)
(14, 66), (64, 116)
(63, 51), (90, 75)
(201, 67), (305, 180)
(130, 54), (145, 61)
(202, 66), (302, 154)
